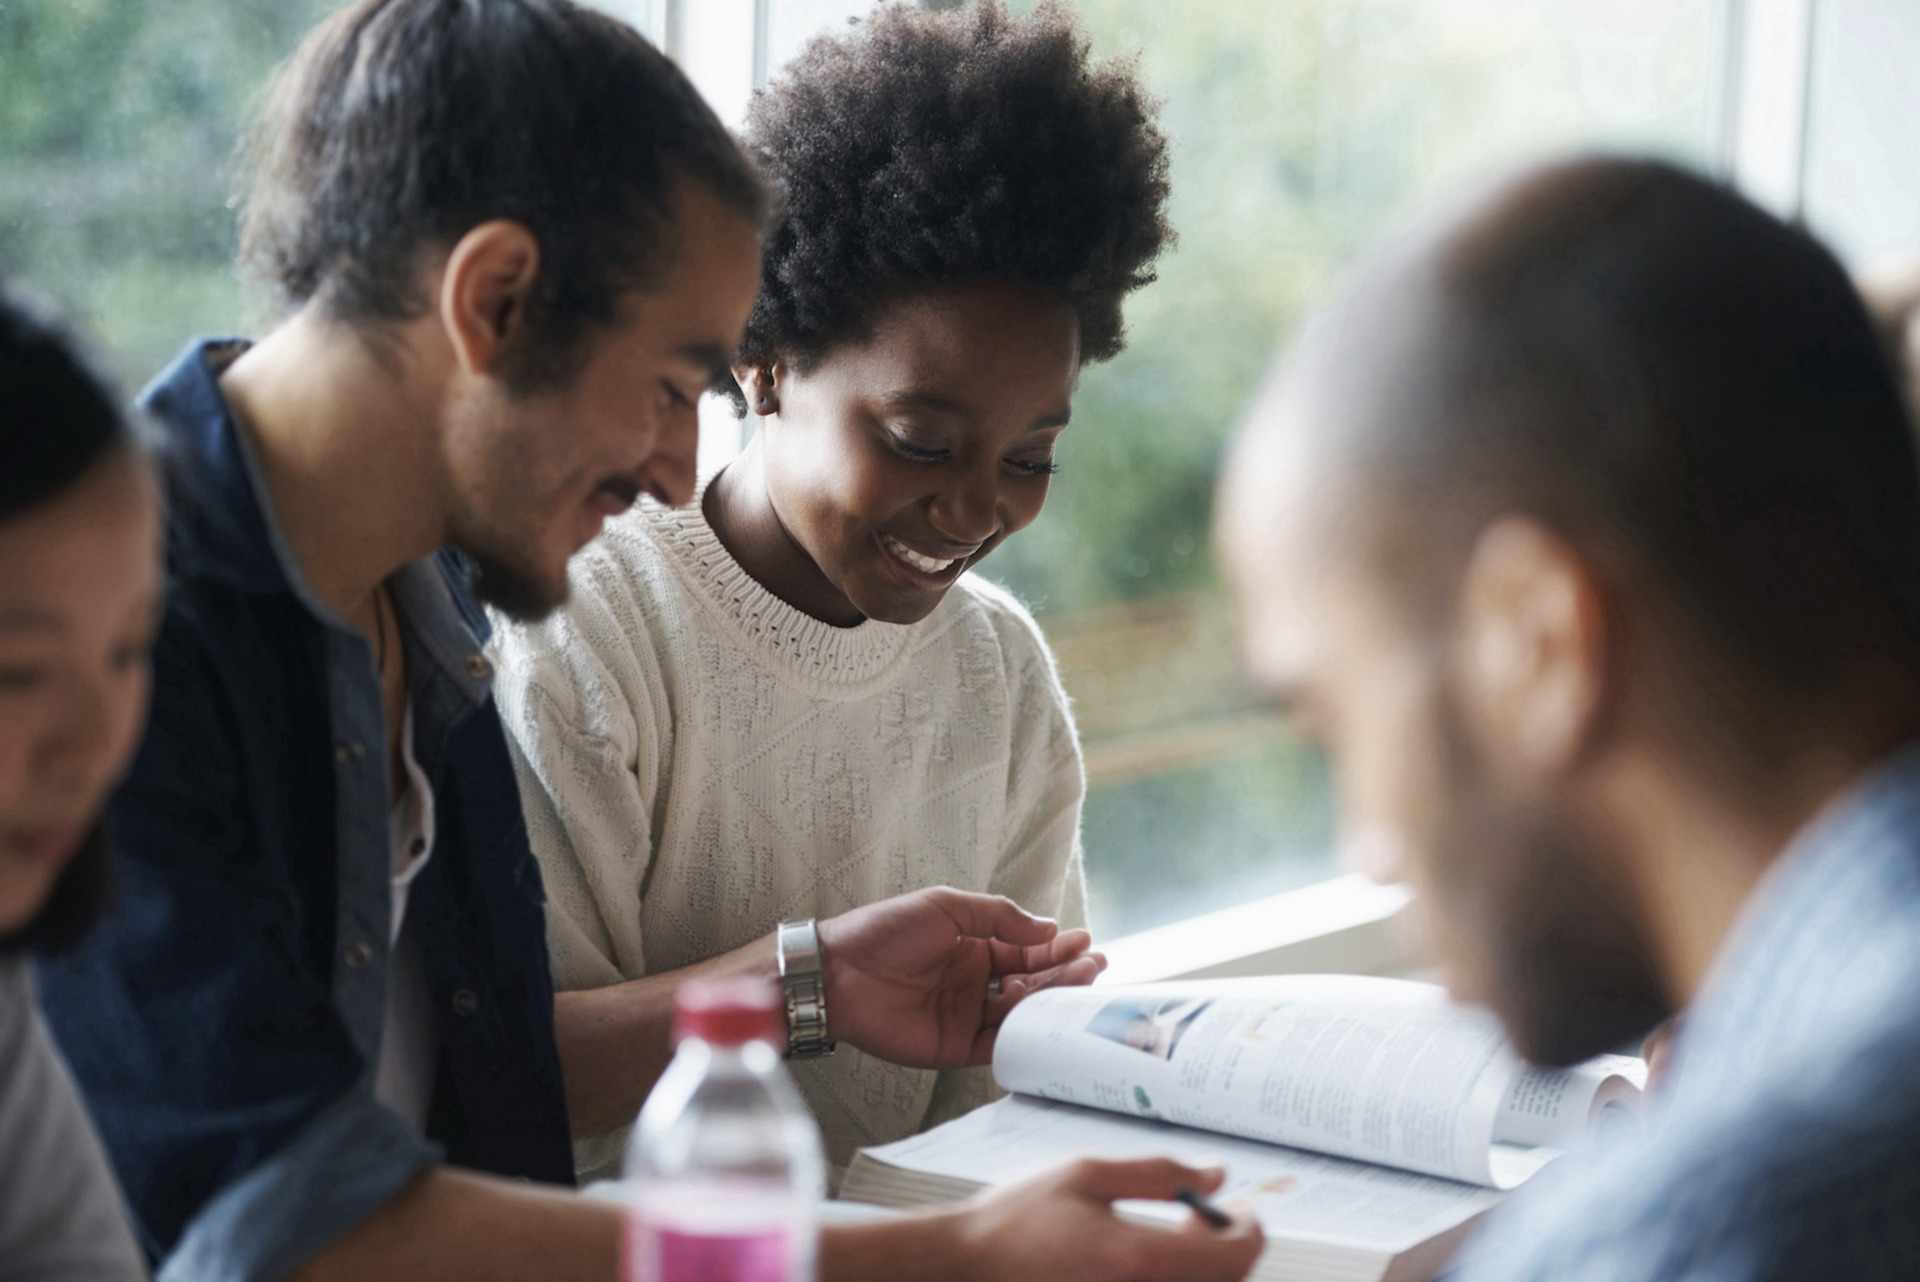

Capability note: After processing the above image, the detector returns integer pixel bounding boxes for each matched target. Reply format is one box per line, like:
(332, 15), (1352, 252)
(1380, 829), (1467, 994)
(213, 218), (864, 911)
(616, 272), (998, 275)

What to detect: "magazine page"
(1492, 1054), (1646, 1150)
(857, 1093), (1501, 1258)
(993, 976), (1638, 1188)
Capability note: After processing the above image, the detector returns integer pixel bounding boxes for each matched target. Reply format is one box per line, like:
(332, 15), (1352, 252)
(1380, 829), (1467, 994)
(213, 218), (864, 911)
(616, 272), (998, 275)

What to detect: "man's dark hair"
(239, 0), (769, 391)
(1323, 157), (1920, 707)
(726, 0), (1173, 413)
(0, 281), (126, 955)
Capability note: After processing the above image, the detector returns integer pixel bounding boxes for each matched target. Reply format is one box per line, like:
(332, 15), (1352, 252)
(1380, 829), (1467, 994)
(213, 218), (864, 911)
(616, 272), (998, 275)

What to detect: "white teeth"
(882, 532), (958, 575)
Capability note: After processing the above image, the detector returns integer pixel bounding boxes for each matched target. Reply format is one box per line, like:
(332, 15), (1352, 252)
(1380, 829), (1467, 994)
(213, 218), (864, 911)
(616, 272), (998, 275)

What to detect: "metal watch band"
(776, 918), (836, 1059)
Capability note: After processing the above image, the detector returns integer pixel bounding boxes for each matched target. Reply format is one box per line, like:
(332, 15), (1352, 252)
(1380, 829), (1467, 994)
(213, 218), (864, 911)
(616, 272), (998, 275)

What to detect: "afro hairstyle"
(726, 0), (1173, 413)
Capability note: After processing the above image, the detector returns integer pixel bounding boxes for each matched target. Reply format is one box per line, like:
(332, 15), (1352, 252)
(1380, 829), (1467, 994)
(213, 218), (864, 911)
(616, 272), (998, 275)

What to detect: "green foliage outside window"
(985, 0), (1720, 934)
(0, 0), (1722, 936)
(0, 0), (331, 381)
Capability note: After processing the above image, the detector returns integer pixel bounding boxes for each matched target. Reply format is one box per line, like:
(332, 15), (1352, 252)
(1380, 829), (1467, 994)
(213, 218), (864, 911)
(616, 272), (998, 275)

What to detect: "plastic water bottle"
(623, 977), (826, 1282)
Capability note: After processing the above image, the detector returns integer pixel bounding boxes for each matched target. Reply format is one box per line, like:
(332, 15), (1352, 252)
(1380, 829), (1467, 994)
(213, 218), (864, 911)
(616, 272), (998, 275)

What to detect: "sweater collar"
(638, 474), (935, 687)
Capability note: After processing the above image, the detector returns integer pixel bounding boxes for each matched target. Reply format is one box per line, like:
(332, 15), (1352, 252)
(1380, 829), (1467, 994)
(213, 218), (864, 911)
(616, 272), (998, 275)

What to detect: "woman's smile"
(878, 530), (976, 578)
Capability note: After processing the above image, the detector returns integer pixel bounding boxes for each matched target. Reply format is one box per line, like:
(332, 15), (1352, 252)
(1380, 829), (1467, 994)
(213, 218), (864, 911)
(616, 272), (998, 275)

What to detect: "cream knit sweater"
(488, 480), (1089, 1181)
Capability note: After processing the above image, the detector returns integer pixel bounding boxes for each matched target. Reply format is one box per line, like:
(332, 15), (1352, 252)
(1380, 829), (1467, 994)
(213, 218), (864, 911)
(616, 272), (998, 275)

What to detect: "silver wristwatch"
(776, 918), (836, 1059)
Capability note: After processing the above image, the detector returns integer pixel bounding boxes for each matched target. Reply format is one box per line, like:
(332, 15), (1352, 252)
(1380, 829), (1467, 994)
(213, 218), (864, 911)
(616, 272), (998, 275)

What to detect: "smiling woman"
(713, 280), (1078, 628)
(486, 0), (1172, 1182)
(0, 284), (158, 1281)
(0, 295), (161, 950)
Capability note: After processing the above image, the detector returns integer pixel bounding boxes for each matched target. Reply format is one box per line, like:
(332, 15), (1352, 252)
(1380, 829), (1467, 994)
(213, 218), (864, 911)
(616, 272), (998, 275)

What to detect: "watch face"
(779, 920), (823, 976)
(776, 920), (831, 1057)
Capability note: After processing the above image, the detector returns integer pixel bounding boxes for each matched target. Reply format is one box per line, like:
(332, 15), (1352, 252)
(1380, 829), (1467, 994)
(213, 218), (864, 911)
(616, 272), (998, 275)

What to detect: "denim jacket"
(36, 340), (574, 1282)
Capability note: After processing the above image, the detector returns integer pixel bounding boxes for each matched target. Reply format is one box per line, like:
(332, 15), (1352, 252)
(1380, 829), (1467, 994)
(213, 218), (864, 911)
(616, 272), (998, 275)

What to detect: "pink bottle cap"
(673, 976), (784, 1047)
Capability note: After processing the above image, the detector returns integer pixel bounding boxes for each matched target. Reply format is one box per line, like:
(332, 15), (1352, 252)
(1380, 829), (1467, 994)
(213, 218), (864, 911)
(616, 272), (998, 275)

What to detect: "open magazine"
(841, 975), (1644, 1282)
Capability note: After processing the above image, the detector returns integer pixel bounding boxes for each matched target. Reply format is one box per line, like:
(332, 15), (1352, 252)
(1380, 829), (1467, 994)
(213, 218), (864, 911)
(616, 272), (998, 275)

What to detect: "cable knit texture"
(489, 478), (1089, 1181)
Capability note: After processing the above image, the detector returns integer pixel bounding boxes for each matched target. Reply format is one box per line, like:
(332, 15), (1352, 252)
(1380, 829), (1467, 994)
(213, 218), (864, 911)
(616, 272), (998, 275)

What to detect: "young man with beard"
(34, 3), (1263, 1281)
(1220, 156), (1920, 1279)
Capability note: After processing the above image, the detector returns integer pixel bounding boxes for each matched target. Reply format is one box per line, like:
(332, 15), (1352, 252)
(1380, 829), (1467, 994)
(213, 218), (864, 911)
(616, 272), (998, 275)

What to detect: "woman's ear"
(440, 220), (542, 377)
(732, 362), (781, 417)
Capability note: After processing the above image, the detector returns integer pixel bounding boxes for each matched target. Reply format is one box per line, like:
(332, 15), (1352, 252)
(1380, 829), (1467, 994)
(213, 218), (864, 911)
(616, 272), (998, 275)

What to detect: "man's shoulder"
(1465, 1016), (1920, 1281)
(139, 338), (299, 602)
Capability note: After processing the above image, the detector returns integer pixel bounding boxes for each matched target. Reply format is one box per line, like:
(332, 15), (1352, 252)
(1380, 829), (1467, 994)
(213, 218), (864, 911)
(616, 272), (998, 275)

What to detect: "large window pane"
(1801, 0), (1920, 266)
(5, 0), (1730, 943)
(968, 0), (1727, 937)
(0, 1), (335, 385)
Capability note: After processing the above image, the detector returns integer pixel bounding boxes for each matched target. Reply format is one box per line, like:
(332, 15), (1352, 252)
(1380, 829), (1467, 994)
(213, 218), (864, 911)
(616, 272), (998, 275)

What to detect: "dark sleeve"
(35, 606), (440, 1282)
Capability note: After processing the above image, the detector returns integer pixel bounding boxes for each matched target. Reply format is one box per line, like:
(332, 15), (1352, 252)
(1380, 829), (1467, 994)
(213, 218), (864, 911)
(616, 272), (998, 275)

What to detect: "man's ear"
(732, 361), (782, 416)
(440, 220), (542, 377)
(1453, 516), (1611, 783)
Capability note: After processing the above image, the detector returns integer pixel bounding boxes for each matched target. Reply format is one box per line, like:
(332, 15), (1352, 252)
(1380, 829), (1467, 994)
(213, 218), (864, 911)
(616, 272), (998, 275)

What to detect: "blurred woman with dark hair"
(0, 283), (160, 1279)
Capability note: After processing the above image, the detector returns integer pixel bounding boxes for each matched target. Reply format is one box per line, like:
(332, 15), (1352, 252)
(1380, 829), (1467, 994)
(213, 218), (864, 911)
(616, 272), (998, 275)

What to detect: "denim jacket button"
(334, 740), (364, 763)
(452, 988), (479, 1018)
(465, 654), (491, 680)
(342, 941), (373, 969)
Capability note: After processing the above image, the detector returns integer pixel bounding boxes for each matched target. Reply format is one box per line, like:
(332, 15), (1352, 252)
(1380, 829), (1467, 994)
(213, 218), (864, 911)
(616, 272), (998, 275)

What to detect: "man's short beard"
(1433, 689), (1673, 1067)
(468, 548), (568, 623)
(1481, 816), (1674, 1066)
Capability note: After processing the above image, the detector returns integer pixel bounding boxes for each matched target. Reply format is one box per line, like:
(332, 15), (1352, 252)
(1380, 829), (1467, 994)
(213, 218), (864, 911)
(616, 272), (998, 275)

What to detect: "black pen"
(1174, 1185), (1233, 1230)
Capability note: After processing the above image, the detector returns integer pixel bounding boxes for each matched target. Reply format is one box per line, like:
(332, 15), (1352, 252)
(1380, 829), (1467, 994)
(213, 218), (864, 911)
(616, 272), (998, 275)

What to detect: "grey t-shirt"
(0, 956), (145, 1280)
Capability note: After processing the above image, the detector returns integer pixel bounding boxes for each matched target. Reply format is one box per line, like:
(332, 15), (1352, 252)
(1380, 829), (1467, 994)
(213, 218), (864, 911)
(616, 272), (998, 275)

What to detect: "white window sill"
(1096, 874), (1414, 985)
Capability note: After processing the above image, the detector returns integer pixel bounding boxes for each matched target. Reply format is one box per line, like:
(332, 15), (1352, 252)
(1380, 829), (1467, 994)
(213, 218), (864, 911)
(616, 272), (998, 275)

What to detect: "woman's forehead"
(0, 453), (161, 623)
(816, 285), (1081, 408)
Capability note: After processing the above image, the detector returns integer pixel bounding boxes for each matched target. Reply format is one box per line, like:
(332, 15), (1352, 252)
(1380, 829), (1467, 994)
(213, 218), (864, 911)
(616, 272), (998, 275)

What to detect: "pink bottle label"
(624, 1215), (804, 1282)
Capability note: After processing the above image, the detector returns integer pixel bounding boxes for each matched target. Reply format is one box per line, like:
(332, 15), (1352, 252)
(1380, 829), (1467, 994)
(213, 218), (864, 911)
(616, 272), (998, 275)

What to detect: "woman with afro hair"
(491, 0), (1175, 1182)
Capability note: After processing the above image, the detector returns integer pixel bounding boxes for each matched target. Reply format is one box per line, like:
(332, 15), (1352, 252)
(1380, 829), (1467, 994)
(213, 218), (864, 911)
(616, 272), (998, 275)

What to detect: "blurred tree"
(988, 0), (1347, 613)
(0, 0), (331, 384)
(981, 0), (1719, 934)
(988, 0), (1717, 616)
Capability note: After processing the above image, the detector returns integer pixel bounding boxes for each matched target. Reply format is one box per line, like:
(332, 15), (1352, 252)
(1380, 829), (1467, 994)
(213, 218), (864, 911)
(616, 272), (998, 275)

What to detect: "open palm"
(817, 887), (1104, 1069)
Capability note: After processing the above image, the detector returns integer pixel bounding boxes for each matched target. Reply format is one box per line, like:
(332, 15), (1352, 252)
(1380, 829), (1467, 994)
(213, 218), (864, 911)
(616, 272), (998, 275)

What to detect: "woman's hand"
(817, 886), (1104, 1068)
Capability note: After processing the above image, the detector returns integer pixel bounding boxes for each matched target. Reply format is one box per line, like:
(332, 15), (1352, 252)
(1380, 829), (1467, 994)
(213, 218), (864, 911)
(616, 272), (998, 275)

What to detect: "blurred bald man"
(1219, 157), (1920, 1280)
